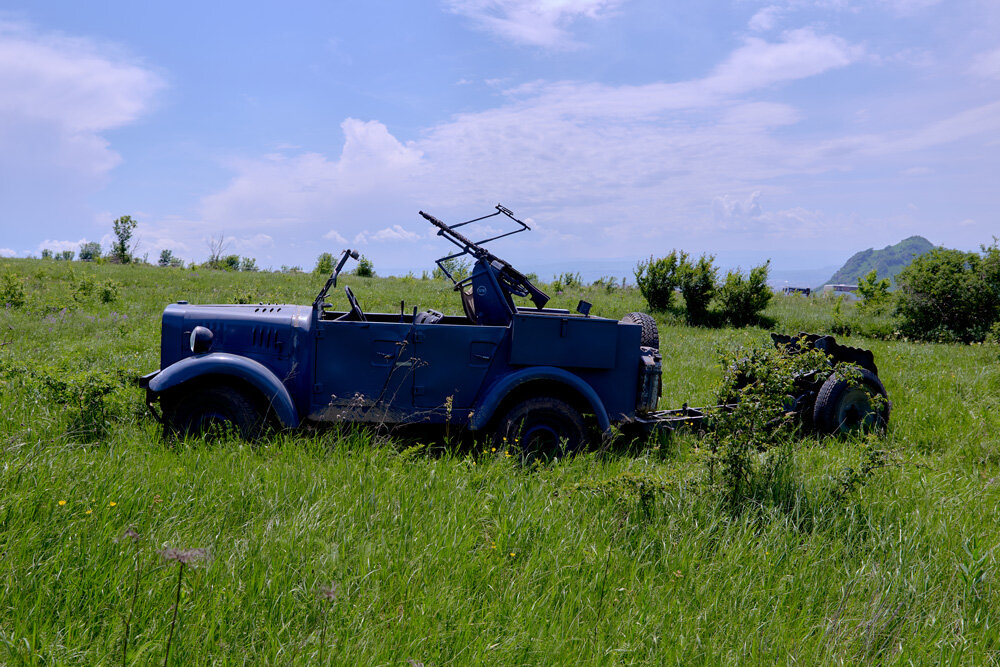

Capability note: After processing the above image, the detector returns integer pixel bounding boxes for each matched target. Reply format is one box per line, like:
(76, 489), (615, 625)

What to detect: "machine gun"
(420, 205), (550, 316)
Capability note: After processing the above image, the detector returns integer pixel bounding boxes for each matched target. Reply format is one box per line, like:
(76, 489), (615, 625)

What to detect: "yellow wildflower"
(109, 501), (117, 507)
(58, 500), (67, 506)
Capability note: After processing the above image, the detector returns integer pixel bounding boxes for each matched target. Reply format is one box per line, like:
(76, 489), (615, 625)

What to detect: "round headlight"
(190, 326), (214, 354)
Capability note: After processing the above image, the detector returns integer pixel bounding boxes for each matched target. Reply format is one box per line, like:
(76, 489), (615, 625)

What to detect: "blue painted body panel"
(148, 352), (300, 427)
(468, 366), (612, 432)
(145, 256), (652, 435)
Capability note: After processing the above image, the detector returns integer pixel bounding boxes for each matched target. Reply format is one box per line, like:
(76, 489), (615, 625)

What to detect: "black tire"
(813, 368), (889, 434)
(495, 397), (586, 462)
(621, 312), (659, 350)
(163, 382), (267, 440)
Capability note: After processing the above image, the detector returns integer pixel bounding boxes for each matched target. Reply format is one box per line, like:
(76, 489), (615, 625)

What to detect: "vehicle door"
(412, 323), (507, 410)
(311, 319), (414, 422)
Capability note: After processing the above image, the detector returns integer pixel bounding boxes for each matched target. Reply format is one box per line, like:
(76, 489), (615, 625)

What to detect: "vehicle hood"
(159, 303), (312, 369)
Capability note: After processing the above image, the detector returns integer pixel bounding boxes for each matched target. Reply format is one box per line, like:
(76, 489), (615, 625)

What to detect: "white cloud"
(0, 248), (16, 258)
(369, 225), (422, 242)
(198, 118), (422, 232)
(166, 28), (1000, 262)
(749, 6), (782, 32)
(233, 233), (274, 253)
(970, 47), (1000, 80)
(878, 0), (941, 14)
(707, 29), (862, 95)
(713, 191), (763, 221)
(0, 21), (164, 177)
(38, 238), (89, 254)
(446, 0), (625, 48)
(168, 30), (869, 262)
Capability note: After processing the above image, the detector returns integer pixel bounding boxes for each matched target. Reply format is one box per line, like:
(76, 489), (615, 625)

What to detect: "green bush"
(432, 257), (470, 281)
(590, 276), (619, 293)
(556, 272), (582, 289)
(716, 261), (772, 326)
(37, 369), (124, 439)
(97, 279), (119, 303)
(856, 269), (891, 313)
(1, 272), (26, 308)
(355, 255), (375, 277)
(678, 253), (717, 325)
(634, 252), (682, 311)
(78, 242), (102, 262)
(896, 245), (1000, 342)
(712, 339), (831, 510)
(314, 252), (334, 276)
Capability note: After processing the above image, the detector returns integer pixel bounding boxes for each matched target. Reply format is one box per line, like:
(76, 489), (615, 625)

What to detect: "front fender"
(148, 353), (299, 428)
(469, 366), (611, 434)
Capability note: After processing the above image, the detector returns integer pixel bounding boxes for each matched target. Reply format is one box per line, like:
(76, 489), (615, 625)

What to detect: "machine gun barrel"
(420, 211), (489, 259)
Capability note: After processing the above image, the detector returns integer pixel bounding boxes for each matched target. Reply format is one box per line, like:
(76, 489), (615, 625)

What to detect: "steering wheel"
(344, 285), (366, 322)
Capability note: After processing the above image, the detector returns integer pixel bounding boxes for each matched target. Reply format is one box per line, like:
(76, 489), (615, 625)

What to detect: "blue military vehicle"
(139, 205), (888, 455)
(140, 206), (663, 456)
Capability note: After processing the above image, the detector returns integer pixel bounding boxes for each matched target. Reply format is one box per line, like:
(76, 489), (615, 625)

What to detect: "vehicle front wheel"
(163, 382), (267, 440)
(495, 397), (586, 462)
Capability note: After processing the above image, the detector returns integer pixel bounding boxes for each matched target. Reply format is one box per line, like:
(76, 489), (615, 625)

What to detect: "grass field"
(1, 258), (999, 665)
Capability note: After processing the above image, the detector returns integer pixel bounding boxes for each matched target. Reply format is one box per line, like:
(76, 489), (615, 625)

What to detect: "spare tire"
(813, 368), (890, 434)
(621, 312), (659, 350)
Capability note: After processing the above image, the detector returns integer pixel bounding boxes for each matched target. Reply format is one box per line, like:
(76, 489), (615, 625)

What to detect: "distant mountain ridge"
(823, 235), (935, 287)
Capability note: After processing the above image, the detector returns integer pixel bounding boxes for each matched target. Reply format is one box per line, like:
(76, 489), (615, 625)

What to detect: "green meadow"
(1, 258), (998, 664)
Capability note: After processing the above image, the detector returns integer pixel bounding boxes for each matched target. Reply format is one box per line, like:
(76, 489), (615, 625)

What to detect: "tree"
(314, 252), (334, 276)
(222, 255), (241, 271)
(159, 249), (175, 267)
(239, 257), (259, 272)
(41, 249), (53, 260)
(896, 245), (1000, 342)
(111, 215), (138, 264)
(79, 242), (102, 262)
(205, 233), (231, 269)
(56, 250), (75, 261)
(354, 255), (374, 277)
(432, 257), (470, 281)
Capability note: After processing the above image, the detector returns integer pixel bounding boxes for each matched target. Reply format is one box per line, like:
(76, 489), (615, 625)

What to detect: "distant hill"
(823, 235), (936, 288)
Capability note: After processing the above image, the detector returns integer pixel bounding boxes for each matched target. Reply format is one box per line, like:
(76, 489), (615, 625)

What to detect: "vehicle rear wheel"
(621, 312), (659, 350)
(163, 382), (267, 440)
(495, 397), (586, 462)
(813, 368), (889, 434)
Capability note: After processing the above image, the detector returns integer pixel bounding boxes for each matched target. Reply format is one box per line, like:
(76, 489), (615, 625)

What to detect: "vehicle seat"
(414, 309), (444, 325)
(460, 286), (478, 324)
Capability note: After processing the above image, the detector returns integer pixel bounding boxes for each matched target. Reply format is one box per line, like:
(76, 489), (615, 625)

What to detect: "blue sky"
(1, 0), (998, 281)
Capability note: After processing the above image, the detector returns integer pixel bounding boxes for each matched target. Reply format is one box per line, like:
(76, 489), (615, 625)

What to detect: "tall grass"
(1, 258), (998, 663)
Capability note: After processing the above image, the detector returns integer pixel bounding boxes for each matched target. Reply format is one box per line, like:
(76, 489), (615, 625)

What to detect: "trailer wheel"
(813, 368), (889, 434)
(163, 382), (267, 441)
(621, 312), (659, 350)
(495, 397), (586, 462)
